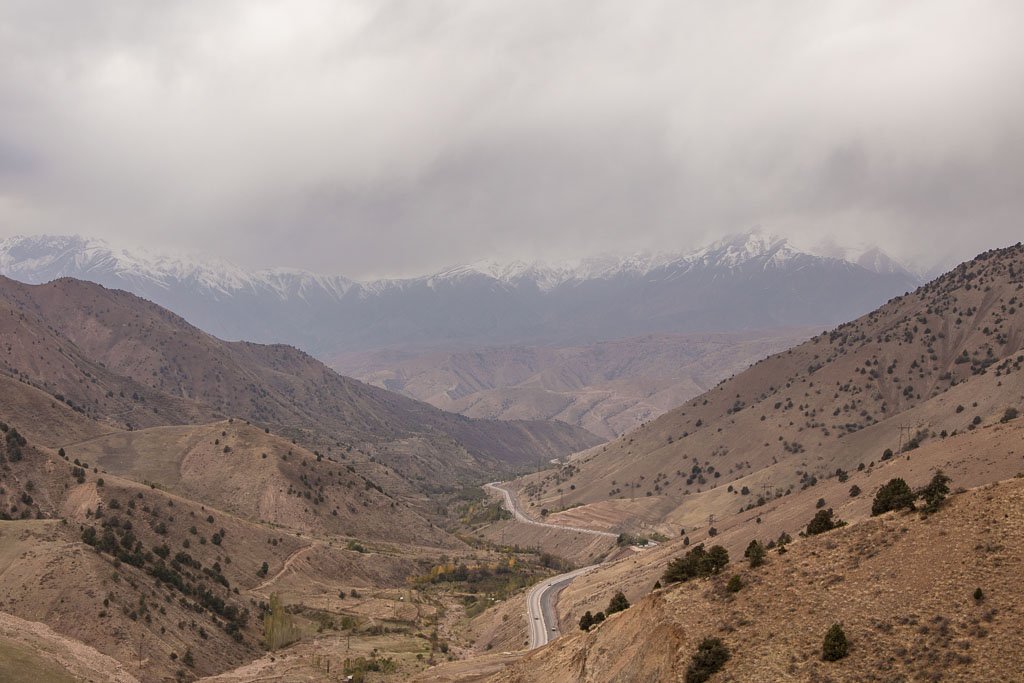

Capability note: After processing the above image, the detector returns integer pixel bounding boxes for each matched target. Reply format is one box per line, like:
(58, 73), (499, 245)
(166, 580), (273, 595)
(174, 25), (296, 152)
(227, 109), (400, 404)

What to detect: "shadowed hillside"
(0, 276), (600, 484)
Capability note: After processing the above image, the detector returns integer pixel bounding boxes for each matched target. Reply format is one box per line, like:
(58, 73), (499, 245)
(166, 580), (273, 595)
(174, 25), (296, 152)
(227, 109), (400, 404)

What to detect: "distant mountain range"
(0, 231), (921, 356)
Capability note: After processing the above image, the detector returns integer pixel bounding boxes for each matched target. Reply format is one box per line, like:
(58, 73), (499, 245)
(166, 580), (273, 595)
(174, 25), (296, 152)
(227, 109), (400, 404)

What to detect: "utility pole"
(897, 424), (913, 454)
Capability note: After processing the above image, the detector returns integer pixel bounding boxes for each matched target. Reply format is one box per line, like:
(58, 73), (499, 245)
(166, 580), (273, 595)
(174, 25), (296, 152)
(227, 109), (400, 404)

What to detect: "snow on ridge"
(0, 229), (917, 302)
(0, 234), (360, 301)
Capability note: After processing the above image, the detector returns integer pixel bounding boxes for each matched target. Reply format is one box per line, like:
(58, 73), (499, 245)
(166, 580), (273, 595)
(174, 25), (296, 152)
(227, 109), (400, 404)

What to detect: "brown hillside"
(0, 276), (600, 482)
(334, 329), (813, 440)
(0, 285), (213, 430)
(490, 475), (1024, 682)
(0, 427), (469, 681)
(515, 243), (1024, 533)
(548, 418), (1024, 638)
(66, 420), (454, 547)
(0, 374), (113, 447)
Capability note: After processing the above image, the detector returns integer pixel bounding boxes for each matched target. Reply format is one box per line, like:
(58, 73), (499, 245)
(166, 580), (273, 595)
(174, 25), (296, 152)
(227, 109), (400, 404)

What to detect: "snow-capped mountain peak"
(688, 229), (798, 268)
(0, 231), (922, 354)
(0, 229), (915, 297)
(0, 234), (358, 302)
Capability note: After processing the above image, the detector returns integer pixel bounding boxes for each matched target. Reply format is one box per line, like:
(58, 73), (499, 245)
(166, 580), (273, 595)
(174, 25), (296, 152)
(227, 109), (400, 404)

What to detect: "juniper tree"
(606, 591), (630, 615)
(871, 478), (915, 515)
(917, 471), (952, 513)
(744, 540), (766, 568)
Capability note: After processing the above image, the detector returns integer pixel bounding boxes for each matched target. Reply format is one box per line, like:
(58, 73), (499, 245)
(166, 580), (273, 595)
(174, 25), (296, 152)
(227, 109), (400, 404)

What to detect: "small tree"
(606, 591), (630, 615)
(579, 611), (594, 631)
(264, 593), (301, 650)
(257, 561), (269, 577)
(849, 484), (861, 497)
(805, 508), (845, 536)
(917, 471), (952, 513)
(726, 575), (743, 593)
(871, 478), (915, 516)
(686, 637), (730, 683)
(822, 623), (849, 661)
(707, 545), (729, 572)
(744, 540), (766, 568)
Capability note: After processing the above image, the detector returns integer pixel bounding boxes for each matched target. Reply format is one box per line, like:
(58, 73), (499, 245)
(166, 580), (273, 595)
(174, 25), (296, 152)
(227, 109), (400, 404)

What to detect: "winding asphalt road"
(485, 482), (614, 648)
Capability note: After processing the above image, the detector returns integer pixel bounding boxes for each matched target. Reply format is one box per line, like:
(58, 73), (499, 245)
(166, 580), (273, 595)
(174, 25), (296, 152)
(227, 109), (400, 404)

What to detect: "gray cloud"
(1, 0), (1022, 277)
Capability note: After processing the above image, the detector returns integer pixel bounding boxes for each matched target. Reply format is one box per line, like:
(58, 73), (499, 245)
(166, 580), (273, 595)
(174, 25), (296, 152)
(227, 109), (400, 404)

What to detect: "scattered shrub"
(663, 544), (729, 583)
(917, 471), (952, 513)
(606, 591), (630, 615)
(744, 540), (766, 568)
(579, 611), (595, 631)
(871, 478), (915, 516)
(805, 508), (845, 536)
(686, 637), (730, 683)
(822, 623), (849, 661)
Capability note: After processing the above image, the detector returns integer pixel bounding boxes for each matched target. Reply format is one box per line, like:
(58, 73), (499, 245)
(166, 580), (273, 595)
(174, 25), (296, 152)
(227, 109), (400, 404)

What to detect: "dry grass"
(489, 476), (1024, 682)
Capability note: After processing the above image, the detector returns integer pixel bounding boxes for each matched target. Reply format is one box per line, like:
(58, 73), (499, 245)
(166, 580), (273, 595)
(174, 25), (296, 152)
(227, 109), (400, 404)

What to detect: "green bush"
(917, 471), (952, 513)
(822, 623), (849, 661)
(686, 637), (730, 683)
(871, 478), (915, 516)
(606, 591), (630, 615)
(726, 575), (743, 593)
(744, 540), (766, 568)
(663, 544), (729, 584)
(805, 508), (845, 536)
(579, 611), (594, 631)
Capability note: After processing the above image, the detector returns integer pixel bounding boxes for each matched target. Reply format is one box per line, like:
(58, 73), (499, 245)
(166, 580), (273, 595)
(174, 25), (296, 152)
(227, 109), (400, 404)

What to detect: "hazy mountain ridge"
(334, 329), (816, 440)
(0, 231), (921, 355)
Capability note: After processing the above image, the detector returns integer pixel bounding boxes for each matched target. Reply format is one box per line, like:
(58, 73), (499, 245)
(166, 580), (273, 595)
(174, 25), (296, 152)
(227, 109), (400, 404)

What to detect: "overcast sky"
(1, 1), (1022, 278)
